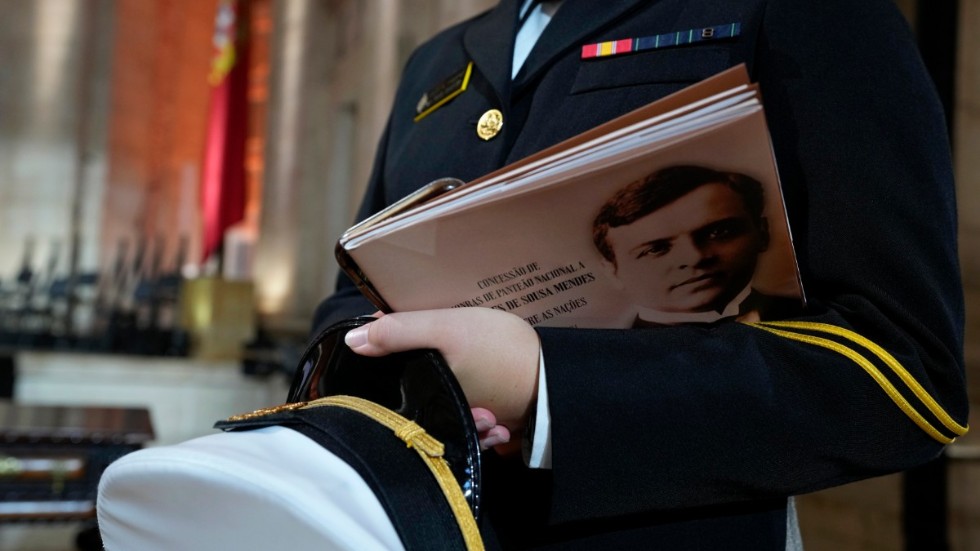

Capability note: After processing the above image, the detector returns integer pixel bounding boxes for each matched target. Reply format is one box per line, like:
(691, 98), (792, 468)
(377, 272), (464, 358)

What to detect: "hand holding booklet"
(336, 64), (804, 329)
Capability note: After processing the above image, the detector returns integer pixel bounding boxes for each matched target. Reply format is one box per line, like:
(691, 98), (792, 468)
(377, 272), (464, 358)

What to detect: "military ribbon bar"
(581, 23), (742, 59)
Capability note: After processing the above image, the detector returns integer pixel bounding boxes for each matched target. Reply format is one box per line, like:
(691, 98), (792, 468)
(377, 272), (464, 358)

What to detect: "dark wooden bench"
(0, 400), (153, 522)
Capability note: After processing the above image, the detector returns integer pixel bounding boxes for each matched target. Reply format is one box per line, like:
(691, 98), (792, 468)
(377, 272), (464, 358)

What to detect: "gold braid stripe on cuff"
(299, 395), (485, 551)
(748, 322), (968, 444)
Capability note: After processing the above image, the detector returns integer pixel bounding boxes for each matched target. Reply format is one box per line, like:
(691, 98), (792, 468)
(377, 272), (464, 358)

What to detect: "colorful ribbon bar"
(581, 23), (742, 59)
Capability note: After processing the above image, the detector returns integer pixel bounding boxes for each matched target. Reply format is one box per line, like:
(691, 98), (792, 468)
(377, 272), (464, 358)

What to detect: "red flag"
(201, 0), (248, 263)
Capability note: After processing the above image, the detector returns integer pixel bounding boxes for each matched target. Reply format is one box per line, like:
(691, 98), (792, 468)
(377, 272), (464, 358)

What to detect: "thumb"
(343, 312), (445, 356)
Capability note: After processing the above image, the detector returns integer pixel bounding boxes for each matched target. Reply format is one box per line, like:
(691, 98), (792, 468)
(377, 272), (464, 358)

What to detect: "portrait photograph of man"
(593, 164), (802, 327)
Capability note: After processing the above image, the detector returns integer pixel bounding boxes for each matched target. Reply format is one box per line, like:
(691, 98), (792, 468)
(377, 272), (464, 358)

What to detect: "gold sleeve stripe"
(749, 323), (956, 444)
(301, 395), (485, 551)
(757, 321), (968, 437)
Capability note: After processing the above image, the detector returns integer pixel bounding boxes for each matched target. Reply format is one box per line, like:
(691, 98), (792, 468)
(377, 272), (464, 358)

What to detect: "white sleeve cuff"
(526, 348), (552, 469)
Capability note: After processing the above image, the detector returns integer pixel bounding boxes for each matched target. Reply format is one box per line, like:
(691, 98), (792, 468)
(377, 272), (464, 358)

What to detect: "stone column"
(254, 0), (404, 332)
(956, 0), (980, 288)
(949, 2), (980, 549)
(0, 0), (112, 279)
(252, 0), (315, 330)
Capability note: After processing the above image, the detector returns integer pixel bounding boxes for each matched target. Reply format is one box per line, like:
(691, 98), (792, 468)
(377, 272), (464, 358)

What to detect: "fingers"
(473, 407), (513, 450)
(480, 425), (511, 450)
(343, 308), (541, 432)
(471, 407), (497, 432)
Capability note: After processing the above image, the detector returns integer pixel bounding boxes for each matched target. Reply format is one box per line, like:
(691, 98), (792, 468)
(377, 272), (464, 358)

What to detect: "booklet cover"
(336, 65), (804, 329)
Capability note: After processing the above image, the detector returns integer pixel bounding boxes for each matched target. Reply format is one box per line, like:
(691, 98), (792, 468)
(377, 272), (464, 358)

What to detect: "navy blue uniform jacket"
(313, 0), (970, 548)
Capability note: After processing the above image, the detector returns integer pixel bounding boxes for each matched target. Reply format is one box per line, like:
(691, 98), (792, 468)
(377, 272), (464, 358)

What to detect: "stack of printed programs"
(336, 65), (804, 329)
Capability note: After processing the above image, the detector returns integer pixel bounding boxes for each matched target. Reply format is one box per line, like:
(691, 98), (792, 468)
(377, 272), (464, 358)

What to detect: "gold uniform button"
(476, 109), (504, 140)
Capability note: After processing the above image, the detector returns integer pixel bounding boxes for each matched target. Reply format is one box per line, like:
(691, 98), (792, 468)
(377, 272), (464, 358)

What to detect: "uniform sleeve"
(536, 0), (969, 524)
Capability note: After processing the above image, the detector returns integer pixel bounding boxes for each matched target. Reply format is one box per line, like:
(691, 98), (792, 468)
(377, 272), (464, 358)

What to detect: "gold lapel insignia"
(415, 61), (474, 122)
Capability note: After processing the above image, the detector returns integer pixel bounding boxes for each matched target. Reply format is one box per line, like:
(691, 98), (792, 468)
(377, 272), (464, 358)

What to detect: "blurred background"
(0, 0), (976, 549)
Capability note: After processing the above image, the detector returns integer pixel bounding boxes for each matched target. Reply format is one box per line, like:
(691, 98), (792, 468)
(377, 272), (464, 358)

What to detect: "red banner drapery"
(201, 0), (248, 263)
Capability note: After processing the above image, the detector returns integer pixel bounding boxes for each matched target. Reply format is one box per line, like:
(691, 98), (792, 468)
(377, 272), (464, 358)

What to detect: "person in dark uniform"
(317, 0), (970, 549)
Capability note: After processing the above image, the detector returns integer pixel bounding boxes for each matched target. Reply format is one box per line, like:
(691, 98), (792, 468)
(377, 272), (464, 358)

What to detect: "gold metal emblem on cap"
(226, 401), (309, 421)
(476, 109), (503, 141)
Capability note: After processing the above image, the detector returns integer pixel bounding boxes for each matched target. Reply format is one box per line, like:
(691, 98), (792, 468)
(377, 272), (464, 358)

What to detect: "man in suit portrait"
(592, 165), (796, 326)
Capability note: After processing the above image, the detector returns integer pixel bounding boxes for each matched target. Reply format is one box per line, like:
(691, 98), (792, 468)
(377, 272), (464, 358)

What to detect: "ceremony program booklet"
(336, 65), (804, 329)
